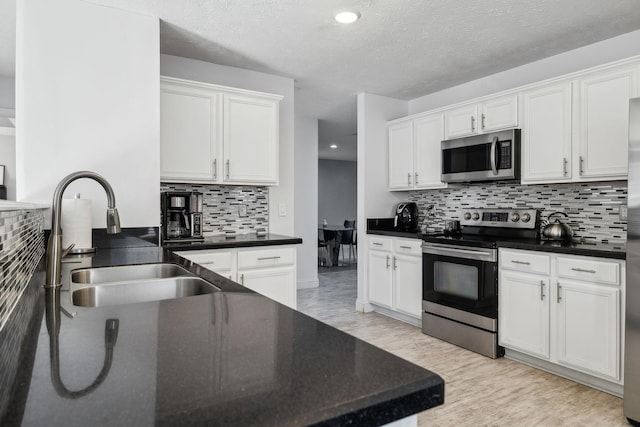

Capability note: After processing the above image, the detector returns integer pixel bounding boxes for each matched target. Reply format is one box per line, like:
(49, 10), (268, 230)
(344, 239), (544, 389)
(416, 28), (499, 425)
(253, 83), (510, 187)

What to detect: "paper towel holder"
(66, 193), (96, 255)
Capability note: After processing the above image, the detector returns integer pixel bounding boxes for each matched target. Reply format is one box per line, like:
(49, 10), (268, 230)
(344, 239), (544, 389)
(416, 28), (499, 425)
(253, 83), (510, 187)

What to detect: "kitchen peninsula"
(2, 242), (444, 426)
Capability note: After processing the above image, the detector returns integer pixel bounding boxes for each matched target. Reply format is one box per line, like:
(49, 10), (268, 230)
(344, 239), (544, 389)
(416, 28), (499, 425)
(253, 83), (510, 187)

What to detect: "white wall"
(0, 76), (14, 109)
(294, 115), (318, 289)
(0, 134), (16, 200)
(16, 0), (160, 228)
(160, 54), (295, 236)
(356, 92), (407, 311)
(409, 29), (640, 114)
(318, 159), (357, 225)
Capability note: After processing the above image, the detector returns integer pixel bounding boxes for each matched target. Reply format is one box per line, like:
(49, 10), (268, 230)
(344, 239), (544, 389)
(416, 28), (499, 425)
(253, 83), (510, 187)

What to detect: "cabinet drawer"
(556, 257), (620, 285)
(175, 250), (232, 270)
(368, 236), (392, 251)
(393, 238), (422, 256)
(499, 249), (550, 275)
(237, 247), (295, 269)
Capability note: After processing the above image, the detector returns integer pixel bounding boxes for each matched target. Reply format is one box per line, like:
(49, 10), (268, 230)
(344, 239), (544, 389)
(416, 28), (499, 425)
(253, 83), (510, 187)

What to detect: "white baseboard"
(297, 279), (319, 289)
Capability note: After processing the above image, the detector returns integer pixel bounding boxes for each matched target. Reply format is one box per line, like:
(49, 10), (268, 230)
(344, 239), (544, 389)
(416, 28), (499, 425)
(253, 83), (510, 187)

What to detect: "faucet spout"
(45, 171), (121, 288)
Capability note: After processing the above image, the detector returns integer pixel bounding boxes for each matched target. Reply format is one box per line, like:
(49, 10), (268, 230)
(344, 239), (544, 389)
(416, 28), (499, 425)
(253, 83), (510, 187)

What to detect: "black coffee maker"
(161, 191), (204, 243)
(394, 202), (419, 232)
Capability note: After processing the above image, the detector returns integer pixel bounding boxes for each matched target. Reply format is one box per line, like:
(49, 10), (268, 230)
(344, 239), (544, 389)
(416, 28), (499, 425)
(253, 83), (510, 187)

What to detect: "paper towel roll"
(61, 195), (93, 252)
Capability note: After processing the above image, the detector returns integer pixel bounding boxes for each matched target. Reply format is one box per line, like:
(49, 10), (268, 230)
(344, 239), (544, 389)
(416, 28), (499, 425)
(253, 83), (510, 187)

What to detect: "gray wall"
(318, 159), (357, 226)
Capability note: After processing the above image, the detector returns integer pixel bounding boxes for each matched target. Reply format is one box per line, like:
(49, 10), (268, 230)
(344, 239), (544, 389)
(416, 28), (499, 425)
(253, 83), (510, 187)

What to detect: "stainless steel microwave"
(441, 129), (520, 183)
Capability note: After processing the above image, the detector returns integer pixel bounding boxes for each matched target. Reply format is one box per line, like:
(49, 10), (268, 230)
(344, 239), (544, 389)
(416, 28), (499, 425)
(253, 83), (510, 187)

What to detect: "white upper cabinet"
(388, 121), (414, 190)
(521, 82), (573, 183)
(576, 66), (638, 180)
(444, 95), (518, 139)
(388, 113), (446, 191)
(160, 76), (282, 185)
(223, 94), (279, 184)
(161, 81), (221, 181)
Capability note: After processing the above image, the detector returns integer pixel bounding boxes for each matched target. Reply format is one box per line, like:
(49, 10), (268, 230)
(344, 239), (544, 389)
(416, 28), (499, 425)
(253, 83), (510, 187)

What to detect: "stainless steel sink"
(71, 263), (194, 285)
(70, 263), (219, 307)
(72, 277), (218, 307)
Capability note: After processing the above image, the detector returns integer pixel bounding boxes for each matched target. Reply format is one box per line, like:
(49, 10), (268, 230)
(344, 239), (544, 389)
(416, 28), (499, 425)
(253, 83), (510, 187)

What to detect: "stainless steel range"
(421, 208), (539, 358)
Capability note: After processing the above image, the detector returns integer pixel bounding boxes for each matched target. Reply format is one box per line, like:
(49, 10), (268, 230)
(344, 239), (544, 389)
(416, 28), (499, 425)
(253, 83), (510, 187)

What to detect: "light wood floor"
(297, 266), (628, 426)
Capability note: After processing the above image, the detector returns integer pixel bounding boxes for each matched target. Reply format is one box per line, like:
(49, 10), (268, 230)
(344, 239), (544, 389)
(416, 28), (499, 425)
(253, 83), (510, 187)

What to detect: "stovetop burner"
(422, 208), (540, 248)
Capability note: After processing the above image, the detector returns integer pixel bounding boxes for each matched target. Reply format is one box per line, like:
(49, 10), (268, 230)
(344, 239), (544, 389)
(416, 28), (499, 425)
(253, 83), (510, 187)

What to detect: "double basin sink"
(71, 263), (219, 308)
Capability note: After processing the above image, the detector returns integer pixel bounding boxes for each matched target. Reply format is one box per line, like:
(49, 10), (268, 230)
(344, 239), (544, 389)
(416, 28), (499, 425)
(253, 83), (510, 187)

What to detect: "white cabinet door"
(577, 66), (637, 180)
(160, 83), (220, 181)
(393, 254), (422, 318)
(481, 95), (518, 132)
(388, 121), (414, 190)
(499, 271), (550, 359)
(556, 280), (620, 380)
(414, 114), (446, 189)
(368, 250), (393, 308)
(444, 104), (478, 139)
(521, 83), (573, 183)
(223, 94), (279, 184)
(239, 266), (296, 309)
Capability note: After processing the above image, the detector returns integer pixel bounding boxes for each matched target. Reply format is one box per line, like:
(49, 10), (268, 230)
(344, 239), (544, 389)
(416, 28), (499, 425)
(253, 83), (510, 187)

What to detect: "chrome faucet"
(45, 171), (121, 288)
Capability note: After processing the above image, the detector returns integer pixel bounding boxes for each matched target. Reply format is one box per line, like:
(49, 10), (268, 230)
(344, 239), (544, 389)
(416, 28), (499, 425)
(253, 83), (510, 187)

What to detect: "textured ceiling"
(2, 1), (640, 161)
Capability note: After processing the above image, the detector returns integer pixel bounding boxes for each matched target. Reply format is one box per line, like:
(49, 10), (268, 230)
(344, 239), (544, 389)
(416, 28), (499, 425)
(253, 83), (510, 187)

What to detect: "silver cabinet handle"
(258, 256), (281, 261)
(511, 260), (531, 265)
(571, 267), (596, 274)
(563, 158), (568, 176)
(226, 159), (230, 179)
(540, 281), (545, 301)
(386, 255), (390, 269)
(471, 116), (475, 132)
(240, 273), (244, 285)
(373, 242), (383, 246)
(407, 173), (411, 186)
(579, 156), (584, 175)
(415, 172), (418, 185)
(557, 283), (562, 303)
(213, 159), (217, 180)
(393, 256), (397, 270)
(399, 245), (412, 249)
(481, 113), (486, 130)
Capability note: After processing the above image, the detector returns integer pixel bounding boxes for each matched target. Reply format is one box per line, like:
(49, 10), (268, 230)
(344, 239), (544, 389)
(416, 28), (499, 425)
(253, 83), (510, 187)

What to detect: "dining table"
(318, 224), (356, 267)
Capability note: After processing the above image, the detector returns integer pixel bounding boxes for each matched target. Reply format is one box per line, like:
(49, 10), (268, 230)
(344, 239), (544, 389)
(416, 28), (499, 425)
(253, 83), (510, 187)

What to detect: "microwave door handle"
(490, 136), (498, 175)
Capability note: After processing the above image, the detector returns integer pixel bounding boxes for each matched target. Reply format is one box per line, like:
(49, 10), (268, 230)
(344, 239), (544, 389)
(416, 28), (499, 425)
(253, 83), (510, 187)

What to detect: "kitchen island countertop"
(3, 246), (444, 426)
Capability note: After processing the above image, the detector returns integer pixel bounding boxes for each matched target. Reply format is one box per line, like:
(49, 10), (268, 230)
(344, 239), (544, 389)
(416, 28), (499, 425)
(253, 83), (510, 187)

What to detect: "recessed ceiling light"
(330, 144), (338, 149)
(334, 10), (360, 24)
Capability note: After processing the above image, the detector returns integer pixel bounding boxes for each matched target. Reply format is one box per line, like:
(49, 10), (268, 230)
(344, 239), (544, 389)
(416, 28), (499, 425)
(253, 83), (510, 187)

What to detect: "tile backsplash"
(0, 208), (45, 331)
(161, 183), (268, 235)
(408, 181), (627, 244)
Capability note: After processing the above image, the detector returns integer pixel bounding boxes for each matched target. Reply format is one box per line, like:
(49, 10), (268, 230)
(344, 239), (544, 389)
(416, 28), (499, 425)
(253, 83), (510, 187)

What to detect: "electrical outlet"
(238, 204), (247, 217)
(620, 205), (628, 221)
(279, 203), (287, 217)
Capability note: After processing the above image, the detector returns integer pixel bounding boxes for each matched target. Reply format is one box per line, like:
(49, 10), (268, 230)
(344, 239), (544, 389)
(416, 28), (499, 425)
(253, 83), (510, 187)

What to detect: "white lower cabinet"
(499, 248), (624, 385)
(175, 245), (297, 309)
(367, 236), (422, 320)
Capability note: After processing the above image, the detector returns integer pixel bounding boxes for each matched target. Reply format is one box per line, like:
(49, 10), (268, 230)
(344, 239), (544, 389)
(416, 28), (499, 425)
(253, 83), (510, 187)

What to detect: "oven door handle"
(490, 136), (499, 175)
(422, 245), (496, 262)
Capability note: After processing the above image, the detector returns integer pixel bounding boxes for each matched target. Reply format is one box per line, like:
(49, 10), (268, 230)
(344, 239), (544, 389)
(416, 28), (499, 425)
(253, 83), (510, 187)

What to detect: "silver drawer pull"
(258, 256), (281, 261)
(373, 242), (383, 246)
(571, 267), (596, 274)
(511, 260), (531, 265)
(399, 245), (412, 249)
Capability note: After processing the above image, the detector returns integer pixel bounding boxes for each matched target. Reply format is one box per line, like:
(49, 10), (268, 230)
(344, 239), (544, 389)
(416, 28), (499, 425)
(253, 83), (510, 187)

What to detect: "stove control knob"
(463, 212), (472, 221)
(521, 212), (531, 223)
(472, 212), (480, 221)
(511, 213), (520, 222)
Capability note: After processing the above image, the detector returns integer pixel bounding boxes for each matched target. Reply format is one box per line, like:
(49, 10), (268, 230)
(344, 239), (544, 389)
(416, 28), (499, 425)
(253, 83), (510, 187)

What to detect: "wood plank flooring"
(297, 266), (628, 426)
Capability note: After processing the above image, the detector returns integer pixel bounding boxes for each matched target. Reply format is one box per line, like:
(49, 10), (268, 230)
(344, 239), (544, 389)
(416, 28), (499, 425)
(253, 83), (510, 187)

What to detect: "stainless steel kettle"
(542, 212), (574, 241)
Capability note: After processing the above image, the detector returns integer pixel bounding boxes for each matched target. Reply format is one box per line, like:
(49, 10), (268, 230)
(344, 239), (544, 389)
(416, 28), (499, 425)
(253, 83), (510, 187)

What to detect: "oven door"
(422, 243), (497, 319)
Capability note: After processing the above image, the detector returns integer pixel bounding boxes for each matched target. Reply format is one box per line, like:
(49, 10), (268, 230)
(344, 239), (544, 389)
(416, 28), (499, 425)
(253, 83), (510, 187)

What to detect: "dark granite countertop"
(366, 229), (625, 260)
(163, 233), (302, 251)
(3, 247), (444, 426)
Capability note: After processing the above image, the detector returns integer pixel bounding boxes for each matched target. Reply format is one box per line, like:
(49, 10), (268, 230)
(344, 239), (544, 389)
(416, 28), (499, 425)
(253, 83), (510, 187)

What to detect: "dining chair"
(339, 220), (356, 264)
